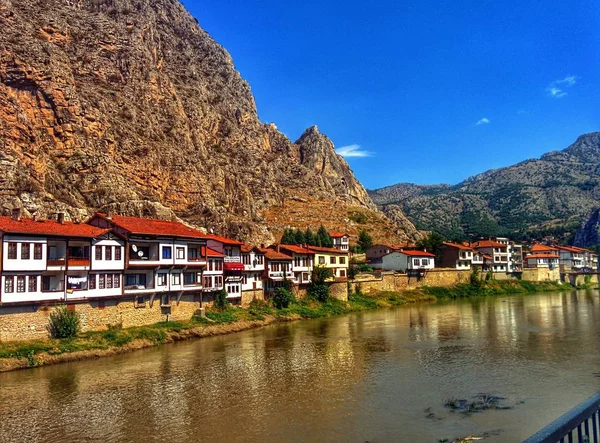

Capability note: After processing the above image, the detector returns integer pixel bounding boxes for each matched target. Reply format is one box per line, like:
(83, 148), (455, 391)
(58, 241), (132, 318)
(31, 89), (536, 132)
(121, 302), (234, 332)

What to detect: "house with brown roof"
(307, 246), (349, 280)
(524, 244), (559, 269)
(472, 240), (509, 272)
(439, 242), (473, 270)
(276, 244), (314, 285)
(1, 210), (125, 304)
(241, 244), (265, 293)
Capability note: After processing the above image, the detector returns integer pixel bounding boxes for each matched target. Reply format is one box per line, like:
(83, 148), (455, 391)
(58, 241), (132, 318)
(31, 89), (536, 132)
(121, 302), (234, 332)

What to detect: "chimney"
(11, 207), (22, 221)
(277, 243), (280, 253)
(260, 243), (265, 249)
(106, 206), (112, 219)
(57, 212), (65, 225)
(32, 214), (37, 222)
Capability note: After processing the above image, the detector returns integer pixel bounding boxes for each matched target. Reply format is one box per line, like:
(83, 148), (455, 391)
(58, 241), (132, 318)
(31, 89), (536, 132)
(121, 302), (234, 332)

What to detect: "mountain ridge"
(369, 132), (600, 242)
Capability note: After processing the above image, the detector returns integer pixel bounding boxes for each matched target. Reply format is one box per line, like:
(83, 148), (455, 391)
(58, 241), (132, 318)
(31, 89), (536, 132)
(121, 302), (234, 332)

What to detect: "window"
(21, 243), (30, 260)
(34, 243), (42, 260)
(7, 243), (17, 259)
(184, 273), (195, 285)
(106, 274), (113, 289)
(243, 254), (251, 265)
(330, 256), (336, 264)
(28, 276), (37, 292)
(161, 293), (170, 306)
(68, 245), (89, 259)
(272, 262), (280, 272)
(256, 255), (264, 265)
(99, 274), (105, 289)
(16, 276), (25, 292)
(176, 247), (185, 259)
(421, 259), (429, 266)
(340, 270), (346, 277)
(172, 273), (181, 285)
(339, 257), (346, 265)
(115, 246), (121, 261)
(67, 275), (87, 290)
(413, 259), (420, 266)
(42, 276), (50, 292)
(162, 246), (172, 260)
(216, 260), (223, 271)
(113, 274), (120, 288)
(204, 276), (212, 288)
(95, 246), (103, 260)
(216, 275), (223, 287)
(208, 260), (214, 271)
(89, 274), (96, 290)
(243, 274), (248, 285)
(189, 248), (199, 260)
(105, 246), (112, 260)
(319, 256), (325, 265)
(157, 273), (167, 286)
(5, 276), (14, 293)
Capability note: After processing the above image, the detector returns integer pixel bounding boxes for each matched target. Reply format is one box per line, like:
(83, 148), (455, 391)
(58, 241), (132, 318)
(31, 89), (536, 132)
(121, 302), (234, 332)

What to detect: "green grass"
(412, 280), (573, 300)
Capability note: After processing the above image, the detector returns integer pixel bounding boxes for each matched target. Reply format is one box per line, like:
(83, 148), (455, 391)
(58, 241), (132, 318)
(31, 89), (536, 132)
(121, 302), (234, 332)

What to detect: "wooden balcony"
(68, 257), (90, 267)
(47, 258), (66, 267)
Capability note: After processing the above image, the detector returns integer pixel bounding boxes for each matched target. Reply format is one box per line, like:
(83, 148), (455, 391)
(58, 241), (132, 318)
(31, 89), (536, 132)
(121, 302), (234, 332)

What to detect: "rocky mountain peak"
(0, 0), (419, 244)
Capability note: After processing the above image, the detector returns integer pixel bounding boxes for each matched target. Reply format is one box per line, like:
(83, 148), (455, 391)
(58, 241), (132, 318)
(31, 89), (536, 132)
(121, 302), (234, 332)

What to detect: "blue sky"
(183, 0), (600, 189)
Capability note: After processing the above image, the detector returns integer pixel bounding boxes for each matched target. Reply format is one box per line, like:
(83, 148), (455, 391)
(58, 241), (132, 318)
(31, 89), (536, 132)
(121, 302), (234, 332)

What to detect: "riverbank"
(0, 280), (583, 372)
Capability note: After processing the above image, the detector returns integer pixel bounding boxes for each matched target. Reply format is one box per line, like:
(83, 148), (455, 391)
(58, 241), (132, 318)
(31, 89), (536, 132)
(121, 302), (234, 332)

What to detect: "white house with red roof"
(203, 247), (224, 294)
(203, 234), (244, 300)
(260, 247), (294, 292)
(277, 244), (314, 285)
(472, 240), (509, 272)
(330, 232), (350, 251)
(524, 244), (559, 269)
(88, 213), (208, 306)
(556, 245), (586, 271)
(370, 250), (435, 272)
(0, 210), (125, 304)
(241, 244), (265, 292)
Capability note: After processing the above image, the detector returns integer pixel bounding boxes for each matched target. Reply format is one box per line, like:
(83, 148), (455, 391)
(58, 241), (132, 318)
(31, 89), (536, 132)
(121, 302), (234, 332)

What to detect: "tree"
(304, 228), (316, 246)
(317, 225), (333, 248)
(48, 305), (81, 339)
(358, 230), (373, 252)
(294, 229), (306, 245)
(308, 266), (333, 302)
(281, 228), (295, 245)
(272, 287), (294, 309)
(214, 289), (229, 311)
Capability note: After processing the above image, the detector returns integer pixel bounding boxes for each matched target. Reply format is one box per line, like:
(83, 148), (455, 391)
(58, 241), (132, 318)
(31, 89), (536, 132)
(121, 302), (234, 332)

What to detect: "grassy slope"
(0, 280), (584, 371)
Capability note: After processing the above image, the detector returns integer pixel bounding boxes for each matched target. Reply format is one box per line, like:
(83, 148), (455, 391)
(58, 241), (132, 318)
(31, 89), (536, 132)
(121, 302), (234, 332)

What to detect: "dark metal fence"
(524, 392), (600, 443)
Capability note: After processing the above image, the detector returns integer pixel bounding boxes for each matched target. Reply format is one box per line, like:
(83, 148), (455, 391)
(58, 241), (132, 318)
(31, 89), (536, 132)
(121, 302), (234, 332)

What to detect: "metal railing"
(524, 392), (600, 443)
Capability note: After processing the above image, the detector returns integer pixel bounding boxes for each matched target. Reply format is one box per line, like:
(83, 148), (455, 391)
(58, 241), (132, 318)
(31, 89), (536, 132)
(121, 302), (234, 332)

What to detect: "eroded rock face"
(574, 208), (600, 247)
(0, 0), (418, 243)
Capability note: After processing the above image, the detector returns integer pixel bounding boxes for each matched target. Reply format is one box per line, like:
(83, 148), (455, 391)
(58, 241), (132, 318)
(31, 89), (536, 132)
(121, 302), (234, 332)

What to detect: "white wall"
(2, 235), (47, 272)
(91, 238), (125, 271)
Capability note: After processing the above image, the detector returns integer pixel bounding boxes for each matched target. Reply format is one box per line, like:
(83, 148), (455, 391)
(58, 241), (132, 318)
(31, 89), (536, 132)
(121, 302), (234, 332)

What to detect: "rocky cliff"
(0, 0), (418, 243)
(370, 132), (600, 241)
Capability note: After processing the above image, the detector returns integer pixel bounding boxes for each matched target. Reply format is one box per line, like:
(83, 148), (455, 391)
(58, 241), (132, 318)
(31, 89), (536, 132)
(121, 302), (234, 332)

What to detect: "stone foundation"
(522, 268), (561, 282)
(0, 293), (202, 342)
(350, 269), (471, 294)
(241, 289), (264, 307)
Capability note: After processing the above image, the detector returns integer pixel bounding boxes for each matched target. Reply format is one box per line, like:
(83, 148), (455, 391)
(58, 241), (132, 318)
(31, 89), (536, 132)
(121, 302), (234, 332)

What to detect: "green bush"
(214, 289), (229, 311)
(307, 282), (329, 302)
(358, 264), (373, 272)
(48, 305), (81, 339)
(272, 288), (294, 309)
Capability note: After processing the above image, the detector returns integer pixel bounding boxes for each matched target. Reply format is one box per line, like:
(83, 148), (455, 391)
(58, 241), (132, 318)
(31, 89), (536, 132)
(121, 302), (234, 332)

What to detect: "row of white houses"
(0, 210), (350, 306)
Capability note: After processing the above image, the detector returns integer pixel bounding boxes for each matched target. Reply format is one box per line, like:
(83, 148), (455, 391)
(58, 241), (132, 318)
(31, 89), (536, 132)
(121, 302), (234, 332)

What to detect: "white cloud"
(547, 75), (578, 98)
(336, 144), (373, 158)
(476, 117), (490, 125)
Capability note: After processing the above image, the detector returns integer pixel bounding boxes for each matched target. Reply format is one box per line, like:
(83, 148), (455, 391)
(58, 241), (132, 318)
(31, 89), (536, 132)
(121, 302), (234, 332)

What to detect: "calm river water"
(1, 290), (600, 442)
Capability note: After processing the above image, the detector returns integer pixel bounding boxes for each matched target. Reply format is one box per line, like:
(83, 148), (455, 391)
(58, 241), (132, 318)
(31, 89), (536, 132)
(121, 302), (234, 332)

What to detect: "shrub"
(272, 288), (294, 309)
(358, 264), (373, 272)
(214, 289), (229, 311)
(48, 305), (81, 339)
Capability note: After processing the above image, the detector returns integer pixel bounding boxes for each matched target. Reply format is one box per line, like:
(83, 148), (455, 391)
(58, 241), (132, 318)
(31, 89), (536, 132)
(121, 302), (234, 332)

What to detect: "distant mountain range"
(369, 132), (600, 244)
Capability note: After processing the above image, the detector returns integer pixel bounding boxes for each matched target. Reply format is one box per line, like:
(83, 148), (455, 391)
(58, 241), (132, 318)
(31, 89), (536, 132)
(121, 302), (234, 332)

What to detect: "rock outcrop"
(0, 0), (418, 243)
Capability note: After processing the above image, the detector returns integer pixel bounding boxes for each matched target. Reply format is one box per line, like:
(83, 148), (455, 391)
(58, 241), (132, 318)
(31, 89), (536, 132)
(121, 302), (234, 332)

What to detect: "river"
(1, 290), (600, 442)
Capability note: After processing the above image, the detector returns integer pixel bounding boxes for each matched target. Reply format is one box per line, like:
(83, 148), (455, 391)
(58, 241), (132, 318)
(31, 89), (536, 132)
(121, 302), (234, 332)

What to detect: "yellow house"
(308, 246), (349, 280)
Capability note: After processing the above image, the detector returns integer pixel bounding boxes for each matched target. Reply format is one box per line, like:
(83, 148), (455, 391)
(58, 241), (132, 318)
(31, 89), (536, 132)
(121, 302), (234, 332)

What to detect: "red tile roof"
(473, 240), (506, 248)
(259, 248), (292, 261)
(0, 217), (110, 238)
(526, 254), (559, 259)
(443, 242), (473, 251)
(329, 232), (349, 238)
(241, 244), (262, 253)
(277, 244), (315, 255)
(203, 233), (243, 246)
(307, 246), (349, 254)
(206, 248), (225, 258)
(530, 244), (559, 252)
(556, 245), (587, 253)
(396, 250), (435, 257)
(93, 213), (207, 239)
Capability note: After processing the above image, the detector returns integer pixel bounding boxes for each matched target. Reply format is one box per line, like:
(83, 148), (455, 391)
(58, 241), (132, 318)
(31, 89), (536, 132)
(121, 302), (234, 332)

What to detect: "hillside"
(369, 132), (600, 242)
(0, 0), (420, 244)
